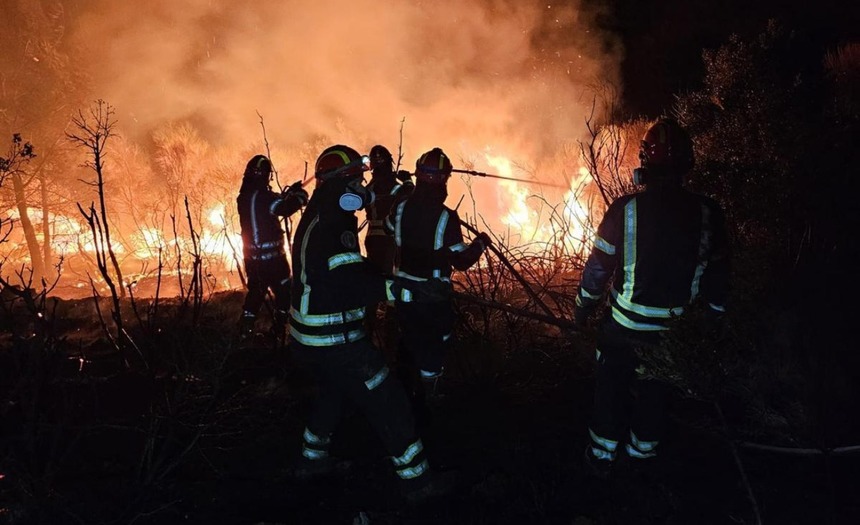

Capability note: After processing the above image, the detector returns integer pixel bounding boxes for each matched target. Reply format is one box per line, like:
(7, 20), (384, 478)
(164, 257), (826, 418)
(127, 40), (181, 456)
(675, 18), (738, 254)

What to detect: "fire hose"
(451, 168), (569, 189)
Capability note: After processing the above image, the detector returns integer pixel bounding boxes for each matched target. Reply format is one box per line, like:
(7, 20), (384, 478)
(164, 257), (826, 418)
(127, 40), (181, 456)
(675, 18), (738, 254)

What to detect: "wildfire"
(481, 153), (595, 256)
(2, 150), (601, 298)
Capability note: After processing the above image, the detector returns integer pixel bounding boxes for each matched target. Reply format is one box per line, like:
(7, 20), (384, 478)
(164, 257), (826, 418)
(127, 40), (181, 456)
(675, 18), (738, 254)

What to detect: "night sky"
(598, 0), (857, 116)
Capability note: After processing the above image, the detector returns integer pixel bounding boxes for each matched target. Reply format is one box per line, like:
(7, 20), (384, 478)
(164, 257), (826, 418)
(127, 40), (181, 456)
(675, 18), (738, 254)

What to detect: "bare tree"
(0, 134), (39, 283)
(67, 100), (125, 297)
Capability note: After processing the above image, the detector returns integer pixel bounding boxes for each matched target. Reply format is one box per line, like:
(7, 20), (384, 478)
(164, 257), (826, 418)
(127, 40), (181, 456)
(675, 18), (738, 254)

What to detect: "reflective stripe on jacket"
(576, 186), (730, 331)
(386, 190), (483, 283)
(238, 186), (304, 260)
(290, 184), (412, 347)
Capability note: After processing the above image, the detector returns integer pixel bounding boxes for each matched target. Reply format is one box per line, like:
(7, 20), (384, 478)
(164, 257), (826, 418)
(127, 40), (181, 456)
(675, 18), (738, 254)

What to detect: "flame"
(480, 153), (595, 256)
(2, 151), (602, 297)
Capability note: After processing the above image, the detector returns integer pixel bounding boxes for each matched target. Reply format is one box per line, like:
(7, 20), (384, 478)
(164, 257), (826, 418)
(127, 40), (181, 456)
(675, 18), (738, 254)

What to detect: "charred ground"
(0, 289), (858, 525)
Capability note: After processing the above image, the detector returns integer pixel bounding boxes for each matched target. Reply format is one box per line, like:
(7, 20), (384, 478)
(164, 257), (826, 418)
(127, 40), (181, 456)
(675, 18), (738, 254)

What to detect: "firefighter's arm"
(383, 200), (404, 237)
(392, 176), (414, 205)
(325, 250), (397, 304)
(271, 181), (308, 217)
(699, 201), (731, 315)
(573, 201), (621, 326)
(324, 250), (442, 304)
(445, 210), (487, 271)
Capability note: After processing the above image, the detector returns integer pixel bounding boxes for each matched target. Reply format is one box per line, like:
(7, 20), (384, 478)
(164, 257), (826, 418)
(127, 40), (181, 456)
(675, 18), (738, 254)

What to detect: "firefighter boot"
(401, 470), (456, 506)
(583, 444), (612, 481)
(271, 308), (288, 347)
(420, 369), (445, 405)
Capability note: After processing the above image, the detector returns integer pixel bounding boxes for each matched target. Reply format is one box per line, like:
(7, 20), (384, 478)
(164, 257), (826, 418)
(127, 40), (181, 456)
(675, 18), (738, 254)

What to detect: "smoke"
(70, 0), (621, 168)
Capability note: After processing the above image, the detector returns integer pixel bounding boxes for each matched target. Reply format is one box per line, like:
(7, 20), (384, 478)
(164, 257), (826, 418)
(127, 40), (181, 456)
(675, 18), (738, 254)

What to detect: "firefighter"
(289, 144), (450, 502)
(364, 144), (414, 274)
(237, 154), (308, 343)
(573, 119), (730, 479)
(385, 147), (492, 404)
(363, 145), (414, 354)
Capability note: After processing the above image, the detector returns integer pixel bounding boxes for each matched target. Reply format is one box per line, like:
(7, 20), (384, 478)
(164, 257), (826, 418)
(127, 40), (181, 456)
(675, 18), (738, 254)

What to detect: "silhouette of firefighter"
(237, 154), (308, 343)
(385, 147), (492, 408)
(573, 119), (730, 479)
(288, 144), (452, 503)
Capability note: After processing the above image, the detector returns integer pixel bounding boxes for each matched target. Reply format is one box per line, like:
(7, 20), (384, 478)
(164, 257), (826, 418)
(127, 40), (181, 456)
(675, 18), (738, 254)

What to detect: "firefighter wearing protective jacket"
(386, 147), (492, 401)
(237, 154), (308, 342)
(364, 145), (414, 274)
(289, 144), (449, 502)
(573, 119), (730, 478)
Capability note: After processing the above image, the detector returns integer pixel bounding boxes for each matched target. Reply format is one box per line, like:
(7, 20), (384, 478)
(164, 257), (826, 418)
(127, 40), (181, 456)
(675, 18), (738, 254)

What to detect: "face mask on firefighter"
(339, 176), (375, 212)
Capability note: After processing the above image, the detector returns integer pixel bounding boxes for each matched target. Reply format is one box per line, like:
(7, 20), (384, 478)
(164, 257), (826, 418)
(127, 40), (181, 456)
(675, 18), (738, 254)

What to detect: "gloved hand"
(284, 180), (309, 205)
(572, 304), (593, 331)
(396, 170), (413, 183)
(407, 278), (452, 303)
(474, 231), (493, 251)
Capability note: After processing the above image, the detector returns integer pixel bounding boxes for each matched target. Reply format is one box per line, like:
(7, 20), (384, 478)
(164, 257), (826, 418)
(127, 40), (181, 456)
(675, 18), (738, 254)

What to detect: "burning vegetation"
(0, 3), (858, 524)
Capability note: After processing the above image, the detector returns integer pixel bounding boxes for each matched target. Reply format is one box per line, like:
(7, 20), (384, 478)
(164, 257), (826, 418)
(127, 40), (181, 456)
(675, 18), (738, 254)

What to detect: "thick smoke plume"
(71, 0), (620, 168)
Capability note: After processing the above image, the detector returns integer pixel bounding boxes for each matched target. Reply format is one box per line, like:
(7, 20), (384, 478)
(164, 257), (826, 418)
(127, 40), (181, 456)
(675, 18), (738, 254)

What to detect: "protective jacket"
(576, 184), (730, 331)
(366, 177), (412, 240)
(364, 176), (413, 273)
(237, 180), (307, 338)
(385, 186), (485, 378)
(238, 182), (305, 262)
(289, 181), (412, 347)
(385, 188), (484, 283)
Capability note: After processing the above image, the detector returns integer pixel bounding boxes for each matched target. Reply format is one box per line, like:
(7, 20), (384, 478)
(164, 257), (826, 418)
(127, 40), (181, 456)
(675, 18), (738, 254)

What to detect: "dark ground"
(1, 292), (858, 525)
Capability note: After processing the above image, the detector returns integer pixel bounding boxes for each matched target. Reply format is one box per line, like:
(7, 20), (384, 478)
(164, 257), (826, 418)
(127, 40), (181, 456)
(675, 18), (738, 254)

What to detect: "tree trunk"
(12, 171), (45, 285)
(39, 172), (52, 279)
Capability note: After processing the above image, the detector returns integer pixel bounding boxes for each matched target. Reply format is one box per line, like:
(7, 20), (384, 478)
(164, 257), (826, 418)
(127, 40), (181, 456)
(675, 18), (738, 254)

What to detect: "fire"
(481, 153), (595, 257)
(2, 149), (602, 298)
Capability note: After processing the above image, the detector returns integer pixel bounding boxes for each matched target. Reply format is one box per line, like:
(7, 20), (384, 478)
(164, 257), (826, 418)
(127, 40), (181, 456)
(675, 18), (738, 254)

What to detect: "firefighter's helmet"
(244, 154), (272, 180)
(314, 145), (369, 184)
(415, 147), (452, 184)
(639, 119), (694, 173)
(369, 145), (393, 171)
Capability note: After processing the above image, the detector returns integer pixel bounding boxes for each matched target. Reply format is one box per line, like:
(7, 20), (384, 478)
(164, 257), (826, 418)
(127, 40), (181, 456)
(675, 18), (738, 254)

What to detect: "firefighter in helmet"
(364, 144), (414, 274)
(573, 119), (730, 478)
(363, 145), (414, 353)
(237, 154), (308, 342)
(385, 147), (492, 406)
(289, 144), (450, 502)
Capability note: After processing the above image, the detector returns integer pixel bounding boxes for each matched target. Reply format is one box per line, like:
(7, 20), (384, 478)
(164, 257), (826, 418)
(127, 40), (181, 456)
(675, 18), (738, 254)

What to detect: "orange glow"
(0, 1), (625, 296)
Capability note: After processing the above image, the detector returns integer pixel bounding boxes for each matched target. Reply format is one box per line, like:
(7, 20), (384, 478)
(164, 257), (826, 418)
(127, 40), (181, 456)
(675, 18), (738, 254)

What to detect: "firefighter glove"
(284, 181), (309, 206)
(474, 231), (493, 251)
(572, 304), (593, 330)
(396, 170), (413, 183)
(408, 278), (452, 303)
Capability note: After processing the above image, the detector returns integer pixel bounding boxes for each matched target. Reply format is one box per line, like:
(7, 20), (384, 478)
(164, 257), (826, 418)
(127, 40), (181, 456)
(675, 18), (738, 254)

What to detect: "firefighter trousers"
(292, 337), (422, 466)
(396, 299), (455, 378)
(242, 257), (291, 317)
(588, 319), (672, 461)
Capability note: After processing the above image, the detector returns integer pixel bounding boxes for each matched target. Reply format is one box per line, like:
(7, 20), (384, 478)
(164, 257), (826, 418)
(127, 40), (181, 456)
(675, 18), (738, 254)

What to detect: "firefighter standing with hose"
(573, 119), (730, 479)
(385, 147), (492, 412)
(237, 154), (308, 343)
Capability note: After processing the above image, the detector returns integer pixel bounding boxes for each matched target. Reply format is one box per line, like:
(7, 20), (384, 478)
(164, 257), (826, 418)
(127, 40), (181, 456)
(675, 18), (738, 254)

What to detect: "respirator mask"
(338, 174), (376, 212)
